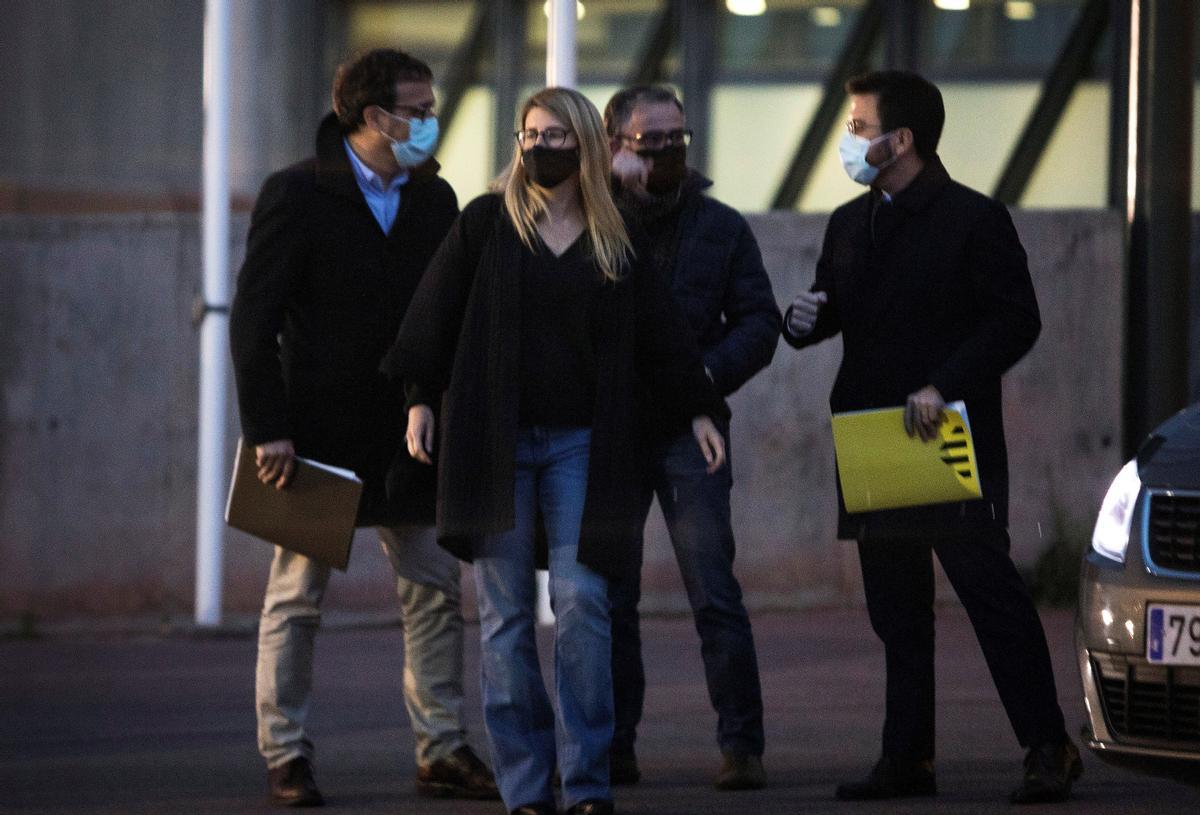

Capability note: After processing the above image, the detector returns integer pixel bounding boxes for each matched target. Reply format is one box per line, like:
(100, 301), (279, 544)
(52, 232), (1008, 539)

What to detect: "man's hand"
(612, 149), (650, 197)
(786, 291), (828, 339)
(691, 416), (726, 474)
(407, 405), (435, 465)
(904, 385), (946, 442)
(255, 439), (296, 490)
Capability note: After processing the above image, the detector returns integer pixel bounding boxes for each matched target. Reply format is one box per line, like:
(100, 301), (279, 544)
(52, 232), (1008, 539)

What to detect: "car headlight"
(1091, 459), (1142, 563)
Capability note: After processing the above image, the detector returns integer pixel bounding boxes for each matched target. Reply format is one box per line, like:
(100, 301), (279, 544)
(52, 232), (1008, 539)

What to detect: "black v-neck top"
(518, 233), (602, 427)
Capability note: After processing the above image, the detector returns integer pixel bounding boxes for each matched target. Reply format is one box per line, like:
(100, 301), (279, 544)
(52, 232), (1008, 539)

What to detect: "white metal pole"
(195, 0), (232, 627)
(536, 0), (579, 626)
(546, 0), (577, 88)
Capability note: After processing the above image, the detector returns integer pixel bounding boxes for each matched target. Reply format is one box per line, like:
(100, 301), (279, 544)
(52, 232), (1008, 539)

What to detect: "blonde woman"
(383, 87), (726, 815)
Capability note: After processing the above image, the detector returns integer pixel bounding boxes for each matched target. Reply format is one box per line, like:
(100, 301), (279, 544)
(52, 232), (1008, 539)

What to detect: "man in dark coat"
(783, 70), (1079, 805)
(601, 86), (780, 791)
(229, 49), (495, 807)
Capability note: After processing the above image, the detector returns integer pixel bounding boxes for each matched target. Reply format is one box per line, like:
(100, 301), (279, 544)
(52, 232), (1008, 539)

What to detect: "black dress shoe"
(835, 755), (936, 801)
(267, 756), (324, 807)
(565, 799), (614, 815)
(416, 744), (500, 799)
(610, 750), (641, 785)
(715, 752), (766, 790)
(511, 804), (557, 815)
(1010, 739), (1083, 804)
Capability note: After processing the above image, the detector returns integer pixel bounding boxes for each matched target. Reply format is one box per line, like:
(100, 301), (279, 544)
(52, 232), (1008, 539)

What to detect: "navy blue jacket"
(622, 172), (780, 420)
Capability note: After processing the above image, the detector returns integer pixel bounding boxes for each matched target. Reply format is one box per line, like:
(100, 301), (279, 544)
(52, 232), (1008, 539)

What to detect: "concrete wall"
(0, 0), (331, 204)
(0, 210), (1132, 621)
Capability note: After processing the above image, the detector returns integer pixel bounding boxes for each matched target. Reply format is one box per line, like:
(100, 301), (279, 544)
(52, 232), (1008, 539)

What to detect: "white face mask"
(382, 113), (439, 169)
(838, 130), (897, 186)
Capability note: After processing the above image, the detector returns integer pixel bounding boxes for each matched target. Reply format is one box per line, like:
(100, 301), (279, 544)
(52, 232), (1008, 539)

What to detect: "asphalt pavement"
(2, 606), (1197, 814)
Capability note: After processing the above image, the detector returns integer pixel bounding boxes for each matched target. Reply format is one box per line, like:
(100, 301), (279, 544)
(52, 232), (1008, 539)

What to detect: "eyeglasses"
(845, 118), (882, 137)
(392, 104), (436, 121)
(616, 128), (693, 150)
(515, 127), (573, 149)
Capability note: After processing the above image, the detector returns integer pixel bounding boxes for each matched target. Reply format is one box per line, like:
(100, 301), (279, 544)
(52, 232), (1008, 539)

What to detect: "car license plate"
(1147, 604), (1200, 665)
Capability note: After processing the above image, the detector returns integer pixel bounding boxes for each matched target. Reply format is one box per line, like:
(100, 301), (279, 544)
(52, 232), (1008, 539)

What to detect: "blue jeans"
(474, 427), (612, 811)
(609, 423), (765, 758)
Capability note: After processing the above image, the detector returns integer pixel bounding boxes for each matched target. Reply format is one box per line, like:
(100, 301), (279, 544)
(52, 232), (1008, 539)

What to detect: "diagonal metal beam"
(434, 0), (490, 158)
(626, 0), (680, 86)
(993, 0), (1110, 205)
(770, 0), (886, 210)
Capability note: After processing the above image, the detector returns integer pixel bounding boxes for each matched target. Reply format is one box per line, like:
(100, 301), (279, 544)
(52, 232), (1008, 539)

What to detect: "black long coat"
(381, 193), (726, 578)
(229, 113), (458, 525)
(785, 158), (1041, 540)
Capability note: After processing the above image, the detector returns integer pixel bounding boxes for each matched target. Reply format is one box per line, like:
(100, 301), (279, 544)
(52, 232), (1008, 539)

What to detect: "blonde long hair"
(493, 87), (633, 283)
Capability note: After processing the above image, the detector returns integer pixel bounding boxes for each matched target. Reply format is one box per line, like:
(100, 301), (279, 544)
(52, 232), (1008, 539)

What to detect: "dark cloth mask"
(640, 145), (688, 195)
(522, 146), (581, 189)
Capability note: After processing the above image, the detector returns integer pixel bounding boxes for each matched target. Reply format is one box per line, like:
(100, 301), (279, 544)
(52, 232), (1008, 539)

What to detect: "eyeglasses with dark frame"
(391, 103), (437, 121)
(515, 127), (574, 149)
(616, 128), (693, 150)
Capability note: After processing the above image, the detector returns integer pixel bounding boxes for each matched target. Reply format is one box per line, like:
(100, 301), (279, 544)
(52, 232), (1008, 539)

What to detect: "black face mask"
(522, 146), (580, 189)
(640, 145), (688, 195)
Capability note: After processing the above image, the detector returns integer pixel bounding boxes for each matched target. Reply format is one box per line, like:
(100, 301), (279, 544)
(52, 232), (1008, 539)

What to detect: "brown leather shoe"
(834, 755), (936, 801)
(267, 756), (324, 807)
(565, 799), (614, 815)
(715, 752), (766, 790)
(416, 744), (500, 800)
(1010, 739), (1083, 804)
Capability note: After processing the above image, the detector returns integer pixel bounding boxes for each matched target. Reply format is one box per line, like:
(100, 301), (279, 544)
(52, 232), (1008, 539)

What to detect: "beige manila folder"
(224, 438), (363, 570)
(830, 401), (982, 513)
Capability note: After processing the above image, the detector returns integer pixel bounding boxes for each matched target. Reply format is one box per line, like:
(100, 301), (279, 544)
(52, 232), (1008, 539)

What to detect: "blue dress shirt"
(343, 138), (409, 234)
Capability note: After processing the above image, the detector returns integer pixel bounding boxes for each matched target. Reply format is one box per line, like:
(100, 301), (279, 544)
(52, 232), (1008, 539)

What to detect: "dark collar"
(314, 112), (443, 201)
(612, 168), (713, 223)
(877, 155), (950, 214)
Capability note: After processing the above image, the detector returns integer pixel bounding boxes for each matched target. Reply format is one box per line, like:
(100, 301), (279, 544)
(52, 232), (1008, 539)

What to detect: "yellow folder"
(830, 400), (982, 513)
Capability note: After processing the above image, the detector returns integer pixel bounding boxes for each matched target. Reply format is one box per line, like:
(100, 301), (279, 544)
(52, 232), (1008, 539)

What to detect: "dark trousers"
(858, 527), (1068, 760)
(609, 424), (765, 757)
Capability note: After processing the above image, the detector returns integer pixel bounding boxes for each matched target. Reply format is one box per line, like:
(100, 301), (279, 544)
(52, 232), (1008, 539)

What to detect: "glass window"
(920, 0), (1088, 78)
(719, 0), (868, 81)
(345, 1), (476, 80)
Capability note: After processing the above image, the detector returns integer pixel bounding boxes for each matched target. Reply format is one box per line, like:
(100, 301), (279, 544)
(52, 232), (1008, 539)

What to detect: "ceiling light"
(810, 7), (842, 27)
(1005, 1), (1036, 20)
(933, 0), (970, 10)
(726, 0), (767, 16)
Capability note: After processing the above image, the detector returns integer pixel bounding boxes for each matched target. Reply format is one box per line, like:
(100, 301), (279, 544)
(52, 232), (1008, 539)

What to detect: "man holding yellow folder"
(783, 71), (1079, 805)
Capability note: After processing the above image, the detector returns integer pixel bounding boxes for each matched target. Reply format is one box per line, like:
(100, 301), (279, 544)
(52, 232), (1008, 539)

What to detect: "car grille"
(1092, 653), (1200, 746)
(1147, 493), (1200, 574)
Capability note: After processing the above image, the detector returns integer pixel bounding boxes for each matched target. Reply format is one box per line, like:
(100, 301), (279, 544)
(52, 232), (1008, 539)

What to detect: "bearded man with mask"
(230, 49), (496, 807)
(784, 70), (1080, 805)
(602, 86), (780, 792)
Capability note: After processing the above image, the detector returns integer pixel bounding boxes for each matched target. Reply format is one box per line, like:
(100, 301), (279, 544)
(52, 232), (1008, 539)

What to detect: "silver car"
(1077, 404), (1200, 783)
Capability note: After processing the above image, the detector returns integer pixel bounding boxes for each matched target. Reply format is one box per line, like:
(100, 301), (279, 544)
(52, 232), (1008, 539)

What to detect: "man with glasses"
(602, 85), (780, 792)
(783, 70), (1079, 805)
(230, 49), (496, 807)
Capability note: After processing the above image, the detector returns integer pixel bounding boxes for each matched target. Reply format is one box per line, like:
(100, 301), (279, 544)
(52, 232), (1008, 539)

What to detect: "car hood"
(1138, 402), (1200, 488)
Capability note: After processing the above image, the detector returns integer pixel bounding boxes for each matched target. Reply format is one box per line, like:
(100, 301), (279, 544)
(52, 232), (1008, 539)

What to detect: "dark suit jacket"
(785, 157), (1041, 540)
(229, 112), (458, 526)
(380, 193), (726, 578)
